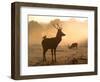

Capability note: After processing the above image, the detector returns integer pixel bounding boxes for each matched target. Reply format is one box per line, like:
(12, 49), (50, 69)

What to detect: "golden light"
(28, 16), (88, 46)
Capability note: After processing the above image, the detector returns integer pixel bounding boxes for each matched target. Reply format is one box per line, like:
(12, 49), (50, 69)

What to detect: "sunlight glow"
(28, 16), (88, 46)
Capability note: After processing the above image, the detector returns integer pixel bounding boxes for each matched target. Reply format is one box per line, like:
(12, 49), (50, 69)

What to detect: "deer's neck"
(56, 36), (62, 43)
(56, 31), (62, 44)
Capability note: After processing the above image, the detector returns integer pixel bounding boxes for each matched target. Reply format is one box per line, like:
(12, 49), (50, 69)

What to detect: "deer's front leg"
(54, 49), (56, 62)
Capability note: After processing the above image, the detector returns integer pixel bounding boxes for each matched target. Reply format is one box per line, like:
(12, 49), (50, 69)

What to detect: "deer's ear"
(59, 28), (62, 30)
(60, 28), (62, 30)
(57, 24), (63, 29)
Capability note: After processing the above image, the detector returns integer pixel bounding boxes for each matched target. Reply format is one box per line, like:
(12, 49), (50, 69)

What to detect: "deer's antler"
(52, 24), (59, 29)
(57, 23), (62, 29)
(52, 23), (62, 29)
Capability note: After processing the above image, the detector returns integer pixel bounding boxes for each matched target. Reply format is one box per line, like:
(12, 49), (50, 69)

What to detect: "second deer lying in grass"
(42, 24), (65, 62)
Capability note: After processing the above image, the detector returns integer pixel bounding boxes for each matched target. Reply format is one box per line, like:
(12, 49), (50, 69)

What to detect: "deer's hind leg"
(51, 49), (54, 62)
(54, 49), (56, 62)
(43, 49), (48, 62)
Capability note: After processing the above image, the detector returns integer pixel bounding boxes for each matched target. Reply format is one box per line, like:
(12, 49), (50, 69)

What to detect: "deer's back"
(42, 37), (59, 49)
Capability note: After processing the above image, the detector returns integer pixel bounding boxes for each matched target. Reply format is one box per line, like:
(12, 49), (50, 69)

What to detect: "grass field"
(28, 44), (87, 66)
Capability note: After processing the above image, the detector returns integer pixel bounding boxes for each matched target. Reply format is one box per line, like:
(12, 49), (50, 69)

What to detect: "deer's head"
(57, 29), (66, 37)
(53, 23), (66, 37)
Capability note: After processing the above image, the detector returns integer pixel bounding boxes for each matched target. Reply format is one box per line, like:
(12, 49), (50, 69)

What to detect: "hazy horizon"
(28, 15), (88, 46)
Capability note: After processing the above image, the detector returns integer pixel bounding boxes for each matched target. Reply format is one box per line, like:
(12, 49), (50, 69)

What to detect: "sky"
(28, 15), (88, 46)
(28, 15), (87, 23)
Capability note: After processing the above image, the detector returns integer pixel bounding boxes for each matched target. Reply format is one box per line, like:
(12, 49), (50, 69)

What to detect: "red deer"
(42, 24), (65, 62)
(68, 43), (78, 49)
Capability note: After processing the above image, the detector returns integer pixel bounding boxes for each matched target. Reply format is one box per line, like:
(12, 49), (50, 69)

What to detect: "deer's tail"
(42, 35), (47, 40)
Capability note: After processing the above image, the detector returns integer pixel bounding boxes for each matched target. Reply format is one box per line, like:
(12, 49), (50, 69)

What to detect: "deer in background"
(68, 43), (78, 49)
(42, 24), (66, 62)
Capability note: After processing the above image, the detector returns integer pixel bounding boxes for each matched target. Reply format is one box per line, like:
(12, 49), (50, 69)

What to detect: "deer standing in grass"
(42, 24), (66, 62)
(68, 43), (78, 49)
